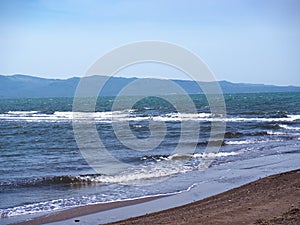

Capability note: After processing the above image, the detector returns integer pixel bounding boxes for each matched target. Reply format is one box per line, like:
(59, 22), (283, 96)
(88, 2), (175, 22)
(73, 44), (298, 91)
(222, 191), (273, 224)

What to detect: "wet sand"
(11, 195), (166, 225)
(107, 169), (300, 225)
(12, 169), (300, 225)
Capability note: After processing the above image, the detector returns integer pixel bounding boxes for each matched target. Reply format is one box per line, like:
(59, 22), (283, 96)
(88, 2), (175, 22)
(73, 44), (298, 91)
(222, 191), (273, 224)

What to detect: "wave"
(0, 150), (244, 218)
(224, 138), (294, 145)
(225, 140), (269, 145)
(224, 131), (270, 139)
(223, 115), (300, 123)
(0, 175), (100, 188)
(0, 148), (251, 219)
(1, 111), (299, 123)
(1, 151), (242, 190)
(223, 129), (297, 139)
(267, 131), (288, 135)
(140, 151), (240, 161)
(0, 168), (182, 189)
(224, 131), (243, 138)
(266, 130), (300, 136)
(237, 111), (288, 118)
(279, 124), (300, 130)
(0, 182), (198, 218)
(7, 111), (40, 114)
(193, 151), (240, 158)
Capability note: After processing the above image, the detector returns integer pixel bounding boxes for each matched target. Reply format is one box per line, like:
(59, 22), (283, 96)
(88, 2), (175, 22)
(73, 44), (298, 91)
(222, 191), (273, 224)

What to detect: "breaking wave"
(1, 111), (300, 123)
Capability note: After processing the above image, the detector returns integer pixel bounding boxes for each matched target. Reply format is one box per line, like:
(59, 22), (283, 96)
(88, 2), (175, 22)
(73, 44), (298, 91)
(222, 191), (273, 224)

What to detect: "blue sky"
(0, 0), (300, 85)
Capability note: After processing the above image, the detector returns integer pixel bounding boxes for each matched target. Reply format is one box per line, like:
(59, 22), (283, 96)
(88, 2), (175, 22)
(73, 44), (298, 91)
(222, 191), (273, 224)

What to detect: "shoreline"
(11, 169), (300, 225)
(10, 195), (168, 225)
(108, 169), (300, 225)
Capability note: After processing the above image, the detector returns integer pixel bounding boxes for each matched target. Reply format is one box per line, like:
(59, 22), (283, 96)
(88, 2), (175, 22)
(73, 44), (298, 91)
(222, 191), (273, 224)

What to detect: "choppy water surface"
(0, 93), (299, 221)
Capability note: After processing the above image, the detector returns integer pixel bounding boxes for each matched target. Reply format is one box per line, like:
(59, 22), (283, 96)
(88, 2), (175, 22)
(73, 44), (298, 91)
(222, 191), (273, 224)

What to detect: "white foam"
(288, 115), (300, 120)
(266, 131), (300, 136)
(222, 115), (300, 122)
(193, 151), (240, 158)
(76, 150), (240, 185)
(0, 181), (199, 218)
(83, 169), (180, 184)
(0, 198), (72, 218)
(1, 111), (300, 123)
(166, 151), (239, 161)
(225, 140), (268, 145)
(267, 131), (288, 135)
(279, 124), (300, 130)
(151, 112), (211, 122)
(7, 111), (40, 114)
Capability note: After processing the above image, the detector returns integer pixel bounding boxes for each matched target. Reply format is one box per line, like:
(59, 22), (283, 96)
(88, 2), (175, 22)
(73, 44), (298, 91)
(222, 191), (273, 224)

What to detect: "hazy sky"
(1, 0), (300, 85)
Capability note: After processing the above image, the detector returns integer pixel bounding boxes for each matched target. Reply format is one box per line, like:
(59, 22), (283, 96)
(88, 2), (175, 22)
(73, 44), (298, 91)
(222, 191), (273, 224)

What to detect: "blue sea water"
(0, 93), (299, 223)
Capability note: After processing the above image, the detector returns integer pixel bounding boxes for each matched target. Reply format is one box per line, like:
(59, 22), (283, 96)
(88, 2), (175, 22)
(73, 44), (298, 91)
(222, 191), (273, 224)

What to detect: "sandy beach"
(12, 169), (300, 225)
(108, 169), (300, 225)
(107, 169), (300, 225)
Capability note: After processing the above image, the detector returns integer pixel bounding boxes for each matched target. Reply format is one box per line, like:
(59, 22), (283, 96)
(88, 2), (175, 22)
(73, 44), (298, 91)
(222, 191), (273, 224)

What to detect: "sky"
(0, 0), (300, 86)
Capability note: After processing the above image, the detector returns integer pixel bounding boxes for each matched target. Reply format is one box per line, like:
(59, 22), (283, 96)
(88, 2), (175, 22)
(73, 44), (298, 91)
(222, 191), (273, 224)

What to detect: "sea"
(0, 92), (300, 224)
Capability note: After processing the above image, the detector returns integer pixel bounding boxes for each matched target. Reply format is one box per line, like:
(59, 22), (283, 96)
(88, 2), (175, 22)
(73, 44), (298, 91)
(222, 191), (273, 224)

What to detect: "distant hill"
(0, 74), (299, 98)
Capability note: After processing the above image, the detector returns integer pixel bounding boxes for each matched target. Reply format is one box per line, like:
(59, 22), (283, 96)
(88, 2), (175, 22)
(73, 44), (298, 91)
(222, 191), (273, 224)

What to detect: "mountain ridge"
(1, 74), (299, 98)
